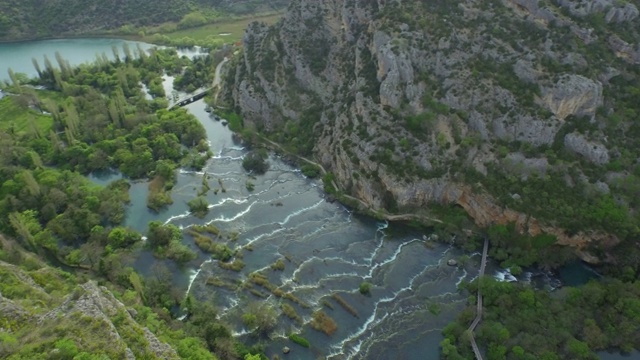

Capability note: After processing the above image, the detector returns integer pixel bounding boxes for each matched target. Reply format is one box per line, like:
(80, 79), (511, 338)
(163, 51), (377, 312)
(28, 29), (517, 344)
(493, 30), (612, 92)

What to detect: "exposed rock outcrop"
(39, 282), (179, 359)
(223, 0), (639, 263)
(541, 75), (603, 120)
(564, 133), (610, 165)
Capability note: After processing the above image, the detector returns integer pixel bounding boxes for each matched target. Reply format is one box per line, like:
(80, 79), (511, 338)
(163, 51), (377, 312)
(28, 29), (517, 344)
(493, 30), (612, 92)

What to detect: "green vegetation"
(146, 221), (196, 264)
(0, 95), (53, 136)
(310, 311), (338, 336)
(147, 162), (176, 211)
(280, 303), (302, 323)
(0, 0), (286, 42)
(241, 302), (277, 335)
(242, 149), (269, 174)
(142, 14), (283, 47)
(358, 282), (372, 295)
(270, 258), (285, 271)
(187, 196), (209, 218)
(288, 333), (311, 348)
(301, 164), (321, 178)
(0, 43), (276, 359)
(443, 277), (640, 359)
(0, 235), (218, 360)
(332, 294), (358, 318)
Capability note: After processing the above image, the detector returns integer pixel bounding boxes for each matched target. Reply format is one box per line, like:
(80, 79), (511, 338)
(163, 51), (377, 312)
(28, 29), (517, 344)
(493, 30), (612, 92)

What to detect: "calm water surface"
(0, 38), (155, 82)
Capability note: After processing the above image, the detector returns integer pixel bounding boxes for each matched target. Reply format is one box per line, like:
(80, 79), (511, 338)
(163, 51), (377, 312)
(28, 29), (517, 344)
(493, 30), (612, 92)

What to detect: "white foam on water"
(455, 268), (468, 287)
(207, 197), (248, 209)
(495, 269), (517, 282)
(367, 239), (419, 278)
(206, 201), (257, 223)
(244, 227), (285, 247)
(328, 295), (394, 359)
(209, 171), (240, 177)
(278, 200), (324, 226)
(286, 271), (362, 293)
(214, 154), (244, 161)
(184, 259), (213, 298)
(322, 256), (367, 268)
(231, 328), (251, 337)
(364, 236), (385, 264)
(178, 169), (206, 176)
(329, 262), (430, 359)
(164, 210), (191, 225)
(285, 257), (320, 286)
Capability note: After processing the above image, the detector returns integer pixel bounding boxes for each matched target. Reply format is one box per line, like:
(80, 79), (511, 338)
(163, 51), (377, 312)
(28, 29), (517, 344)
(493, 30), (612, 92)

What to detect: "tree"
(242, 150), (269, 174)
(107, 227), (141, 249)
(187, 197), (209, 218)
(147, 221), (180, 248)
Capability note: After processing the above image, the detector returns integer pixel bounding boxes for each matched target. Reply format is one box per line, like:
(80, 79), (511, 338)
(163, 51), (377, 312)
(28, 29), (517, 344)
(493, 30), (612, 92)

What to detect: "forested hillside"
(0, 0), (289, 41)
(0, 45), (270, 359)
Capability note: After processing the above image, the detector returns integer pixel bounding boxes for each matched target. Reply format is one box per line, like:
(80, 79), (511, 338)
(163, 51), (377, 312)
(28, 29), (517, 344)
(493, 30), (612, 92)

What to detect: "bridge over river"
(170, 88), (211, 109)
(169, 57), (229, 110)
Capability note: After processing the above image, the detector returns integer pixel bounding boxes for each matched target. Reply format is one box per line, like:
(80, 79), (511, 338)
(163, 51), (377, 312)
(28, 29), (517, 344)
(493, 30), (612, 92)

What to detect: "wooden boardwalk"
(468, 236), (489, 360)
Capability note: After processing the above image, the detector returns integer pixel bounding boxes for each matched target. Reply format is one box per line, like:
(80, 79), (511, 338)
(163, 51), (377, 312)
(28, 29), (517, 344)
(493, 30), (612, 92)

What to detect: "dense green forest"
(0, 45), (269, 359)
(441, 277), (640, 360)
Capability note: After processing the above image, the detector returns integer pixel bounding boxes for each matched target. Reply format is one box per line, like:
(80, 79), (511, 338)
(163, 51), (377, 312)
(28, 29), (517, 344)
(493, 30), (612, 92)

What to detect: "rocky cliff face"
(222, 0), (640, 264)
(0, 253), (178, 358)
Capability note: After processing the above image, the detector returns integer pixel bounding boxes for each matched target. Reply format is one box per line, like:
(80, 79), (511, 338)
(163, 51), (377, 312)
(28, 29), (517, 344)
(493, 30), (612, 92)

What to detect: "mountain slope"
(0, 0), (289, 40)
(221, 0), (640, 272)
(0, 236), (197, 359)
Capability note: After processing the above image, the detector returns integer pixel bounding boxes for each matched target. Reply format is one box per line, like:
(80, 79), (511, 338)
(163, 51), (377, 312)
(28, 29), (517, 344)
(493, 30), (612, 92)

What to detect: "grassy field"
(144, 14), (282, 44)
(0, 95), (53, 135)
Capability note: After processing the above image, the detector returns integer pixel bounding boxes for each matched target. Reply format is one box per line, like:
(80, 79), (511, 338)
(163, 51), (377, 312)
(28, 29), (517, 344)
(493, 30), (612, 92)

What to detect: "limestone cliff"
(221, 0), (640, 265)
(0, 243), (179, 359)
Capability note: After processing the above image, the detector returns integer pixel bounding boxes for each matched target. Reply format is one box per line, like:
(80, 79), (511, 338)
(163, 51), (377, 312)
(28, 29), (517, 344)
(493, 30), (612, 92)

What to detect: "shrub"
(301, 164), (321, 178)
(359, 282), (372, 295)
(281, 303), (301, 323)
(271, 259), (285, 271)
(242, 151), (269, 174)
(187, 197), (209, 218)
(288, 333), (310, 348)
(310, 311), (337, 336)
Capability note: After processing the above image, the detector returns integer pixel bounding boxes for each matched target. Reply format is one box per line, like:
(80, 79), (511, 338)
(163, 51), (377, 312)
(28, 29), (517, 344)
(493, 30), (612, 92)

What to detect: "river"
(0, 38), (157, 82)
(0, 38), (629, 360)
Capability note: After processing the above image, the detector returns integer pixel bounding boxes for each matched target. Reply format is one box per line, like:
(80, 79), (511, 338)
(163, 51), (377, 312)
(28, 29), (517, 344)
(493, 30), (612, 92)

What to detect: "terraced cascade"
(113, 98), (576, 360)
(102, 98), (477, 359)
